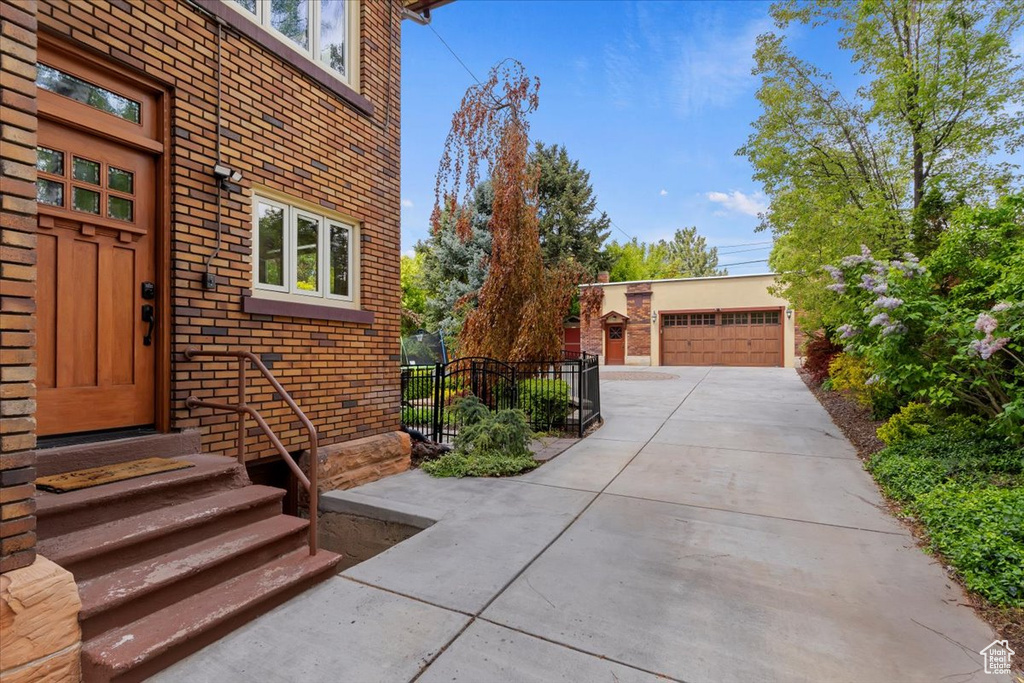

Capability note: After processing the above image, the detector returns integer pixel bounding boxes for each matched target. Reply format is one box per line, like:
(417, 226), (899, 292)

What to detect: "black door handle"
(142, 304), (155, 346)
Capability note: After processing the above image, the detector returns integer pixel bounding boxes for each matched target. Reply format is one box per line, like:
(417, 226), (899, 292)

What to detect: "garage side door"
(661, 310), (782, 367)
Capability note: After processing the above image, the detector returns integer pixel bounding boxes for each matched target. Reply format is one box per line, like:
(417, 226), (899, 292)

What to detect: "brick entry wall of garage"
(27, 0), (404, 461)
(625, 283), (651, 362)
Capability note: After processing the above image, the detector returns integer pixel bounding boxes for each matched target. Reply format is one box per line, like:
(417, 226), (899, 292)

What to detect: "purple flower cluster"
(868, 312), (905, 336)
(970, 337), (1009, 360)
(891, 252), (925, 278)
(859, 274), (888, 294)
(969, 311), (1010, 360)
(873, 296), (903, 310)
(826, 283), (847, 294)
(991, 302), (1013, 313)
(840, 246), (873, 268)
(837, 324), (860, 339)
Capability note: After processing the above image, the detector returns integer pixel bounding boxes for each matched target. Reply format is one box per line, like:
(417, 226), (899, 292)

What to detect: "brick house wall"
(1, 0), (39, 574)
(624, 283), (651, 359)
(20, 0), (404, 465)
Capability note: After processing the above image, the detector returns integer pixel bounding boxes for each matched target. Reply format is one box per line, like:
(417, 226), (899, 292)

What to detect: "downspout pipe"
(401, 7), (431, 25)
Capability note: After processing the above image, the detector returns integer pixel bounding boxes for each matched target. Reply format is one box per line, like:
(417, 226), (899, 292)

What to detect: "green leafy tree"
(531, 142), (611, 277)
(400, 251), (427, 336)
(605, 229), (724, 282)
(742, 0), (1024, 327)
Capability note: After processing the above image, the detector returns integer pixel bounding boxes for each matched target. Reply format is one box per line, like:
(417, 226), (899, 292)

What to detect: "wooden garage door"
(661, 310), (782, 367)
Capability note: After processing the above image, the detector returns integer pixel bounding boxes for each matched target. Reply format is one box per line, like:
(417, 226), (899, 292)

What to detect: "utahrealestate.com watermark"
(980, 640), (1014, 675)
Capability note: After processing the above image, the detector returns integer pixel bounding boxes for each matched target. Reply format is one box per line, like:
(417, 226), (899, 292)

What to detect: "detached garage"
(578, 273), (796, 368)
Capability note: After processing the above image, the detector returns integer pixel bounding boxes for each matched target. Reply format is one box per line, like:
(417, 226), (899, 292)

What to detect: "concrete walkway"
(156, 367), (1009, 683)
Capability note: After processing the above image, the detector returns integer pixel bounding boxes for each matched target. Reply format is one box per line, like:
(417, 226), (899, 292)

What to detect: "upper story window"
(253, 194), (357, 305)
(229, 0), (355, 86)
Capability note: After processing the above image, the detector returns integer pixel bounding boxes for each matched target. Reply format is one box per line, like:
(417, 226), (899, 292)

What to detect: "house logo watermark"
(980, 640), (1014, 675)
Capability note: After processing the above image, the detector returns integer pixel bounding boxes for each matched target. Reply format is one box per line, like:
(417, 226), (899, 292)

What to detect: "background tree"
(531, 142), (611, 277)
(664, 227), (725, 278)
(604, 229), (724, 282)
(742, 0), (1024, 328)
(433, 60), (579, 362)
(416, 183), (493, 339)
(400, 251), (427, 336)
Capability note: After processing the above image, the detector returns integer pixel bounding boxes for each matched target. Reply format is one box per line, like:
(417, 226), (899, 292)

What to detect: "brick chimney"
(596, 271), (610, 284)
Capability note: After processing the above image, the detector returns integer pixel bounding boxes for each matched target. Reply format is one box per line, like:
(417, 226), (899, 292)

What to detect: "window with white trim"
(228, 0), (356, 86)
(253, 195), (355, 303)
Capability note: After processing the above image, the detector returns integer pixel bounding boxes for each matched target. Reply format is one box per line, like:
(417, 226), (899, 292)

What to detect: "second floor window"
(231, 0), (354, 85)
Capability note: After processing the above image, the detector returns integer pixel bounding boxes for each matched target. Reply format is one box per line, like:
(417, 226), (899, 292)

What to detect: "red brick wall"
(29, 0), (404, 461)
(1, 0), (39, 573)
(625, 284), (651, 357)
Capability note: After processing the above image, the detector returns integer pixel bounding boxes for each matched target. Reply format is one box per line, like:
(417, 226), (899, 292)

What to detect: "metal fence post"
(432, 362), (444, 442)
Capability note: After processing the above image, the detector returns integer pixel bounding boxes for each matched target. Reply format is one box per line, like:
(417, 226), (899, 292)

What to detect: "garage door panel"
(661, 311), (781, 367)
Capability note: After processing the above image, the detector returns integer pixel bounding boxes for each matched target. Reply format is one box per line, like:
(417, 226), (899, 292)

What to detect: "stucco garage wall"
(584, 274), (795, 368)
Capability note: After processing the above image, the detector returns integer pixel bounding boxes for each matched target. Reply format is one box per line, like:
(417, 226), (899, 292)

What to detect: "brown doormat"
(36, 457), (195, 493)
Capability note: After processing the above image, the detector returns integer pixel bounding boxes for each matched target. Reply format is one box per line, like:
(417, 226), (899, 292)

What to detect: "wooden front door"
(34, 48), (162, 436)
(605, 324), (625, 365)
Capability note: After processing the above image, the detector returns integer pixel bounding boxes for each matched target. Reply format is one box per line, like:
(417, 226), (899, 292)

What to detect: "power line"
(428, 24), (481, 84)
(718, 258), (770, 268)
(716, 245), (773, 256)
(712, 240), (772, 249)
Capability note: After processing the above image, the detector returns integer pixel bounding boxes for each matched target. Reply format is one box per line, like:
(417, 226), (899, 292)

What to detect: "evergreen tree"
(417, 183), (493, 338)
(531, 142), (611, 277)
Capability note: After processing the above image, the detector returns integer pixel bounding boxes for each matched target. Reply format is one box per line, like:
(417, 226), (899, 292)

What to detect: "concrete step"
(38, 485), (285, 581)
(35, 430), (202, 476)
(36, 454), (248, 538)
(82, 547), (342, 683)
(78, 514), (311, 641)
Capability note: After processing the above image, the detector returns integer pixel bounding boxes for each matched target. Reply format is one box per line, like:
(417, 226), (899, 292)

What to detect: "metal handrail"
(183, 347), (318, 556)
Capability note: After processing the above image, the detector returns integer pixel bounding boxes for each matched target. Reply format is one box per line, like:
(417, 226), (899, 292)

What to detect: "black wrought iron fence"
(401, 352), (601, 443)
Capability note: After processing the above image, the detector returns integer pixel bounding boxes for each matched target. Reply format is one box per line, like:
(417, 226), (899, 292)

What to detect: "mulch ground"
(799, 368), (1024, 672)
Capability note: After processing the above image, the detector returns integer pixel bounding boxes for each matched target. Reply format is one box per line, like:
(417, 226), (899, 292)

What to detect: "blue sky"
(400, 1), (849, 274)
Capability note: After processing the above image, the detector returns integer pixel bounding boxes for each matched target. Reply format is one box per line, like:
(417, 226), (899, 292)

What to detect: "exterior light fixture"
(213, 164), (243, 189)
(786, 309), (793, 319)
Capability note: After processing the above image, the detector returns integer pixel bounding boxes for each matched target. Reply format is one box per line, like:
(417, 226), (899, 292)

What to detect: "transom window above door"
(252, 194), (357, 306)
(228, 0), (356, 86)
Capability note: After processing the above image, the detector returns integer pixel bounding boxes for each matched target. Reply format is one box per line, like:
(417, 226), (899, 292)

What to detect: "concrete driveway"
(157, 367), (1009, 683)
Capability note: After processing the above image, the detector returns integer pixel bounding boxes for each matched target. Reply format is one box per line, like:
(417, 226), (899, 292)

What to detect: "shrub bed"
(421, 397), (538, 478)
(867, 433), (1024, 607)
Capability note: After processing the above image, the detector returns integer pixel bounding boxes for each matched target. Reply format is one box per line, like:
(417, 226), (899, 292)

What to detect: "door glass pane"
(37, 147), (64, 175)
(37, 180), (64, 206)
(257, 202), (285, 287)
(108, 196), (134, 221)
(72, 187), (100, 214)
(36, 64), (141, 123)
(329, 223), (350, 297)
(296, 215), (319, 292)
(73, 157), (100, 185)
(108, 167), (134, 193)
(271, 0), (309, 49)
(320, 0), (347, 76)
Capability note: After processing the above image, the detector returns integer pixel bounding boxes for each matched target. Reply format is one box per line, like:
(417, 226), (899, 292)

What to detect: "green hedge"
(402, 367), (435, 402)
(517, 378), (570, 428)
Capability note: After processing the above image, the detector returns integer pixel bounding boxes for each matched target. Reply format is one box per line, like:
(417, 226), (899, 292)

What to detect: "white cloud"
(401, 198), (414, 208)
(603, 6), (771, 118)
(706, 190), (767, 217)
(659, 189), (669, 196)
(402, 249), (416, 259)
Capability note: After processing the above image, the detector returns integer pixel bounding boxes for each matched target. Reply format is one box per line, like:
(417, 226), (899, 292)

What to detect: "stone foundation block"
(0, 555), (82, 680)
(301, 431), (411, 499)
